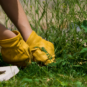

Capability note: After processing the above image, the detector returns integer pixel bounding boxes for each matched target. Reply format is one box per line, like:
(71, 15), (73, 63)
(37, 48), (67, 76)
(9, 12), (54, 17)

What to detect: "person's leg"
(0, 0), (32, 41)
(0, 23), (16, 40)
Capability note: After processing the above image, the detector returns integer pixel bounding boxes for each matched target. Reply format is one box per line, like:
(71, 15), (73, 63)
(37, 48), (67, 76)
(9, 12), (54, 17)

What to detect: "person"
(0, 0), (55, 67)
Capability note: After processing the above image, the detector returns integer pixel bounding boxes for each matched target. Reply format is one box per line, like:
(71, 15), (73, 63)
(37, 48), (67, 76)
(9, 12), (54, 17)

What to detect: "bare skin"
(0, 24), (16, 40)
(0, 0), (32, 41)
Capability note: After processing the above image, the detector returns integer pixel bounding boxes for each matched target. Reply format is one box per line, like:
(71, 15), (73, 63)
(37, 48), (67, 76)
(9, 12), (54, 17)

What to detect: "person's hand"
(0, 31), (31, 67)
(26, 31), (55, 65)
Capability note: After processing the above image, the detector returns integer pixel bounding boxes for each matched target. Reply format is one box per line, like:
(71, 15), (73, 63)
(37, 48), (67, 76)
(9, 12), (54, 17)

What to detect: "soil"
(0, 7), (5, 24)
(0, 7), (5, 53)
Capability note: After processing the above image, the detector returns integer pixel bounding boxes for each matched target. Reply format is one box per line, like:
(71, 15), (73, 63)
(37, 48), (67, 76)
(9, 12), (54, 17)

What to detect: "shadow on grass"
(0, 53), (8, 66)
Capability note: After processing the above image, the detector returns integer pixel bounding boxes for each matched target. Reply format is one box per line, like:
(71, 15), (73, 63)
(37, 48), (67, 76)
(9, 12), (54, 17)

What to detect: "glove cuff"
(26, 31), (42, 47)
(0, 31), (22, 48)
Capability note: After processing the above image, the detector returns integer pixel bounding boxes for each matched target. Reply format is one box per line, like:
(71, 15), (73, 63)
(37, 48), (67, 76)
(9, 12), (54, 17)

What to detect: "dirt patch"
(0, 7), (5, 25)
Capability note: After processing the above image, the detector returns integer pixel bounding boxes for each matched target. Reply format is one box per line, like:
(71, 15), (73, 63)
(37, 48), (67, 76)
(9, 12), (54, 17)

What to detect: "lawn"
(0, 0), (87, 87)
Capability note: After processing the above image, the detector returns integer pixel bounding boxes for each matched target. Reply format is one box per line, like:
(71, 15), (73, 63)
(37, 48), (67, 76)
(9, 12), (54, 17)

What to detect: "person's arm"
(0, 23), (16, 40)
(0, 0), (32, 41)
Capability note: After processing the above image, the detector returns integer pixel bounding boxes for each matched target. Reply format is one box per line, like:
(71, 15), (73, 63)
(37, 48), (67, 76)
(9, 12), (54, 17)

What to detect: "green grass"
(0, 0), (87, 87)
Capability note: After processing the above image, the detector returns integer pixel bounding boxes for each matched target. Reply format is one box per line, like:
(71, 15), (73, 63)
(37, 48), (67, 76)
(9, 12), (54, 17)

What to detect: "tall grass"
(18, 0), (87, 71)
(0, 0), (87, 86)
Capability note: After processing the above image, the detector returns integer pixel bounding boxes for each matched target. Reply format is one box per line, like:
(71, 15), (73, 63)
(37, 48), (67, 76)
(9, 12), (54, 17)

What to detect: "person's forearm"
(0, 24), (16, 40)
(0, 0), (32, 41)
(0, 0), (22, 29)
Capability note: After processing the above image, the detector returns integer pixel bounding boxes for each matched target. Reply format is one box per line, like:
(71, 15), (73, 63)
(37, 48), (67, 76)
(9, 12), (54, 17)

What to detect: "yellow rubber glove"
(26, 31), (55, 65)
(0, 31), (32, 67)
